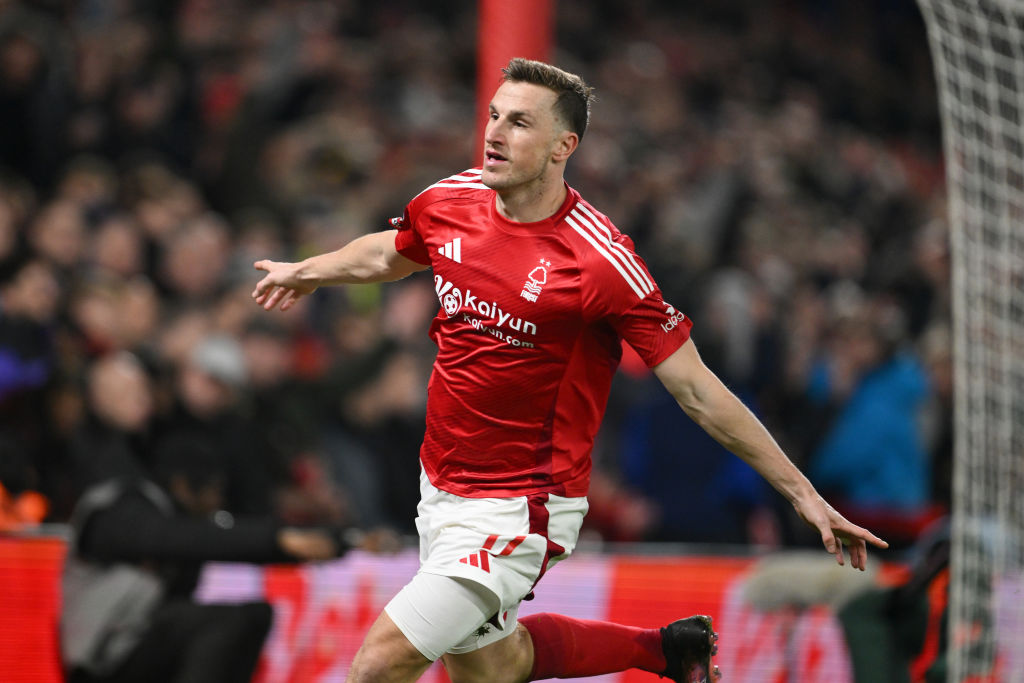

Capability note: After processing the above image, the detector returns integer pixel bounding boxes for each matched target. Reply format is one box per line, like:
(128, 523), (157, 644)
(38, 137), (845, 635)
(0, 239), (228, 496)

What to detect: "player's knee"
(349, 615), (433, 683)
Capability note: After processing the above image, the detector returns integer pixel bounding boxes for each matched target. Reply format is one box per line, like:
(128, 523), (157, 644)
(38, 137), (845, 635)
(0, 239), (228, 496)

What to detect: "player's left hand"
(792, 493), (888, 570)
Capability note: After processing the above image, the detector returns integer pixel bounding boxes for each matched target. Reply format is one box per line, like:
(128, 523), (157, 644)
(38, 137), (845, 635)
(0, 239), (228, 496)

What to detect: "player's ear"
(551, 129), (578, 163)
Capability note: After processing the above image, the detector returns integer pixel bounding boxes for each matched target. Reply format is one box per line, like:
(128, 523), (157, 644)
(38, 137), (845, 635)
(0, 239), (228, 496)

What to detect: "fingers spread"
(812, 502), (887, 569)
(835, 532), (872, 570)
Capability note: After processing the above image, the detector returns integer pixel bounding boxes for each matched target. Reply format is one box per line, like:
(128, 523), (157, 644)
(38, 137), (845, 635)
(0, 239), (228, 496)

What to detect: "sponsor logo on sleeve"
(661, 301), (687, 333)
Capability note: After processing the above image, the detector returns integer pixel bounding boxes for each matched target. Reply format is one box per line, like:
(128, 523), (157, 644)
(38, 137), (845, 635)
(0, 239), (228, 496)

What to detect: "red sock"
(521, 613), (666, 680)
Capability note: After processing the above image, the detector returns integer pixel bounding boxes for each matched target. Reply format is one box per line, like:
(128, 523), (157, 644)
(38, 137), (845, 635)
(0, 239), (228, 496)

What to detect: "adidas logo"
(458, 534), (526, 573)
(459, 549), (492, 572)
(439, 238), (462, 263)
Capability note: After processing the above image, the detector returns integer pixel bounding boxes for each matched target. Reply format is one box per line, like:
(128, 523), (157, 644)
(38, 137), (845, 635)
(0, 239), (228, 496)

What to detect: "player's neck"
(494, 179), (567, 224)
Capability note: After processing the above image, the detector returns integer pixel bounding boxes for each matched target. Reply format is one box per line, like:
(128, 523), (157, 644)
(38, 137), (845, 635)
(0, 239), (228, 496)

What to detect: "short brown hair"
(502, 58), (595, 141)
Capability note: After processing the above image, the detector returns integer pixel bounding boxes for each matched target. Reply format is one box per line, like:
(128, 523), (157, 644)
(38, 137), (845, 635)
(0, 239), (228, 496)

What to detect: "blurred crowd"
(0, 0), (951, 549)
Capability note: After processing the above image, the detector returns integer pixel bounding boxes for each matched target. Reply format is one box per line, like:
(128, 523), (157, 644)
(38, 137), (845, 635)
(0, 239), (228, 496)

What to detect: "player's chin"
(481, 166), (514, 187)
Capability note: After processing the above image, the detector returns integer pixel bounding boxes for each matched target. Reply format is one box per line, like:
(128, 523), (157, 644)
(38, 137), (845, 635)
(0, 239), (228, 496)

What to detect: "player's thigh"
(441, 623), (534, 683)
(348, 611), (432, 683)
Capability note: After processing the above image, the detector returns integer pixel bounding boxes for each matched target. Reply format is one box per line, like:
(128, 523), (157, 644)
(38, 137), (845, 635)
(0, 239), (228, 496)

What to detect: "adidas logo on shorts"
(458, 534), (526, 573)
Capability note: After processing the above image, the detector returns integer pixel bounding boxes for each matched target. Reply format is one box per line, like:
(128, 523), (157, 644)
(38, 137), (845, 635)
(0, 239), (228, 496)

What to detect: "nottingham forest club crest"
(520, 259), (550, 303)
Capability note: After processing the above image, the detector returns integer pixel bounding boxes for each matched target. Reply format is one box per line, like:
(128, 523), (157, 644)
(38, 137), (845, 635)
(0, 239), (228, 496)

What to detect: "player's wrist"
(294, 258), (326, 289)
(780, 478), (819, 508)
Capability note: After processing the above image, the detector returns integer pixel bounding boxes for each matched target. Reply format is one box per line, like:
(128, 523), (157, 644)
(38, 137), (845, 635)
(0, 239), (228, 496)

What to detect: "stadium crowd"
(0, 0), (951, 550)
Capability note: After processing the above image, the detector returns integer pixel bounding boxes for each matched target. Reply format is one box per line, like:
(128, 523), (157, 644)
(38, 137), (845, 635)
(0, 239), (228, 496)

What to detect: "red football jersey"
(394, 168), (692, 498)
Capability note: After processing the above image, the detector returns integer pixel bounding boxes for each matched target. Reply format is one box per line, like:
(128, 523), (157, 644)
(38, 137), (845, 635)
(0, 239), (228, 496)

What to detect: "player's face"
(482, 81), (570, 192)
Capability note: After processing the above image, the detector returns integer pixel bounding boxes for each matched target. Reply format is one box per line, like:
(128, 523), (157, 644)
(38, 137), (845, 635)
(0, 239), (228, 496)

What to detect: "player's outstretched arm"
(652, 339), (888, 570)
(252, 229), (428, 311)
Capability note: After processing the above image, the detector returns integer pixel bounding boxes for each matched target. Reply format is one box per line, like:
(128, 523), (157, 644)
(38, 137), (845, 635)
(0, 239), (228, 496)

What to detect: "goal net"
(915, 0), (1024, 679)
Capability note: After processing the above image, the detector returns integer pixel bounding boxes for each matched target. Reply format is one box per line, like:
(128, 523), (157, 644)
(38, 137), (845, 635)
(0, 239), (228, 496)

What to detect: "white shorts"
(384, 471), (588, 660)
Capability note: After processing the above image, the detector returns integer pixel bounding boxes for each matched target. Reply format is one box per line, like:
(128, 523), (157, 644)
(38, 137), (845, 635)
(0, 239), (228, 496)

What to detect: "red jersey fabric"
(393, 168), (692, 498)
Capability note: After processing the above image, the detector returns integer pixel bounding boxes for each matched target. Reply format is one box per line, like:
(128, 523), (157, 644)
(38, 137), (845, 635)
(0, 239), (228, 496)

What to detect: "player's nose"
(484, 116), (509, 144)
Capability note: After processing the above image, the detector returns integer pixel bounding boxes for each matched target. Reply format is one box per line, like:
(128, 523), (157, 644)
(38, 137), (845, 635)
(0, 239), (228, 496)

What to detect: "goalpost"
(915, 0), (1024, 679)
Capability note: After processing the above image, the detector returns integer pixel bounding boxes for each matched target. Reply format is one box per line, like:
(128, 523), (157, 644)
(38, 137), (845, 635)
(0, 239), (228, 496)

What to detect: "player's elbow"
(674, 382), (713, 424)
(655, 355), (717, 416)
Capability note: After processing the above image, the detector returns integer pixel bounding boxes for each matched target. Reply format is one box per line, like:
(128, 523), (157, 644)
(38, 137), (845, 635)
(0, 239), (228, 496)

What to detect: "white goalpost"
(915, 0), (1024, 679)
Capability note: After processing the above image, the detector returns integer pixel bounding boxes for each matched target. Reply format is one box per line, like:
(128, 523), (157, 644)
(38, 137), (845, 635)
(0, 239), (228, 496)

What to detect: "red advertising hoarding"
(3, 535), (898, 682)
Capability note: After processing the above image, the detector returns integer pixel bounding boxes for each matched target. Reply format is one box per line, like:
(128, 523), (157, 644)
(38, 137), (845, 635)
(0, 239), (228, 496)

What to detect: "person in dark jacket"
(60, 431), (358, 683)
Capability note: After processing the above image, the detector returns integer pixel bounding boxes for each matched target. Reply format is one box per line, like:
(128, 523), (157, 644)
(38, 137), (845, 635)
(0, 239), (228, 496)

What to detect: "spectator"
(160, 332), (277, 516)
(0, 257), (63, 501)
(87, 213), (146, 279)
(70, 352), (156, 490)
(806, 299), (933, 513)
(157, 213), (233, 305)
(241, 317), (349, 526)
(0, 256), (60, 400)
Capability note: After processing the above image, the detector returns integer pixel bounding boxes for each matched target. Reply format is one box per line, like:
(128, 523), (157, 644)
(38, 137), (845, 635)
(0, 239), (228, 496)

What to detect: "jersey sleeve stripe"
(569, 208), (653, 296)
(571, 207), (652, 293)
(430, 182), (491, 191)
(413, 180), (491, 199)
(573, 205), (654, 292)
(566, 214), (648, 299)
(412, 169), (486, 199)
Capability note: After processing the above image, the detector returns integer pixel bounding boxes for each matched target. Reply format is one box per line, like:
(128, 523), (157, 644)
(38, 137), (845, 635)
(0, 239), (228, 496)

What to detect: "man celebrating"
(253, 58), (887, 683)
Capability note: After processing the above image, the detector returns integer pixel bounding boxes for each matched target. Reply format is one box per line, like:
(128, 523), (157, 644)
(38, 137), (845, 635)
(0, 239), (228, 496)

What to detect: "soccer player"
(252, 58), (888, 683)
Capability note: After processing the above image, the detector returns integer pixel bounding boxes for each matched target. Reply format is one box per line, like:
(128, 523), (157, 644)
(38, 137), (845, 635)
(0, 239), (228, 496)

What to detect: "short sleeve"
(608, 294), (692, 367)
(392, 208), (431, 265)
(576, 227), (692, 367)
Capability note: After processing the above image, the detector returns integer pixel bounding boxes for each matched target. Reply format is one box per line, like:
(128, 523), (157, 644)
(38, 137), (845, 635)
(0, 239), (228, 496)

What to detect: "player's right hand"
(252, 260), (316, 311)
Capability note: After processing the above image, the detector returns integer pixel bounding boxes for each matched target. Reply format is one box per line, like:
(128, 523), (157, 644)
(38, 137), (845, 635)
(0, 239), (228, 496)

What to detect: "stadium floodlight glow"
(916, 0), (1024, 679)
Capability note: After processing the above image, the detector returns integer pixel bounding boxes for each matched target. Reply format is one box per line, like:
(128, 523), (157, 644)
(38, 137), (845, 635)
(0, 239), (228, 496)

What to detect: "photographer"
(61, 430), (358, 683)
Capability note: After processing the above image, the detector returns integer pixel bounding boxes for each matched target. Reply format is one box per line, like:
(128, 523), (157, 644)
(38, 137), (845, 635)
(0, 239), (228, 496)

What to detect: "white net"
(915, 0), (1024, 680)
